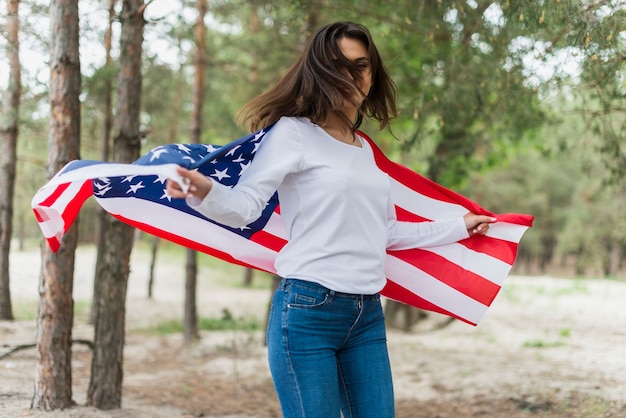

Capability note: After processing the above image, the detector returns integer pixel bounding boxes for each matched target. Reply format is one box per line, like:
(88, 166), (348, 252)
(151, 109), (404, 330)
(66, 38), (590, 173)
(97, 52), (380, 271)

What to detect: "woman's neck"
(320, 118), (359, 146)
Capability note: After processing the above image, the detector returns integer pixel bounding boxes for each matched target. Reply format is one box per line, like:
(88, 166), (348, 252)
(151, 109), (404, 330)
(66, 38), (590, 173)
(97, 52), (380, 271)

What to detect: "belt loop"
(278, 277), (287, 291)
(328, 289), (336, 302)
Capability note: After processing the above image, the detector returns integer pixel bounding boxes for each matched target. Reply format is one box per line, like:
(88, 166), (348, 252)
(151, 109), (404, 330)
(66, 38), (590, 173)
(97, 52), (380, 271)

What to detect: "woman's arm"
(166, 119), (303, 228)
(386, 196), (496, 251)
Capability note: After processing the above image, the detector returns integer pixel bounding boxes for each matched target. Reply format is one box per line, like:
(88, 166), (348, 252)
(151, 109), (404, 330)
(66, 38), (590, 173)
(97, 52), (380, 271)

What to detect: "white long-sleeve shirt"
(189, 117), (469, 294)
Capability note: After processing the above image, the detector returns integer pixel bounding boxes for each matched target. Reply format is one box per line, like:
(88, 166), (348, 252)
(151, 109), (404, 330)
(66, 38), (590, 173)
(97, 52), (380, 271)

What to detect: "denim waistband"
(279, 278), (379, 301)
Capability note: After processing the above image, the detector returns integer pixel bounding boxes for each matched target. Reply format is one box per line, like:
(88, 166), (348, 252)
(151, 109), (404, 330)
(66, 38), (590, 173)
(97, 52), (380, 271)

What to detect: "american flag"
(32, 126), (533, 325)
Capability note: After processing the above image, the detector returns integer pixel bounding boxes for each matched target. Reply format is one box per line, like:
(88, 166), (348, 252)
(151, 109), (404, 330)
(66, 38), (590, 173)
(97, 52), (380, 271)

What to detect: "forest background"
(0, 0), (625, 415)
(2, 0), (625, 278)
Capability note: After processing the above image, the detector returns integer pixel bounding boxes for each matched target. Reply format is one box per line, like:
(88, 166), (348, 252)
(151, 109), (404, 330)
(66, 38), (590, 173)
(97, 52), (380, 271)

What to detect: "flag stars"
(149, 148), (169, 162)
(176, 144), (192, 154)
(225, 145), (241, 157)
(126, 181), (145, 194)
(253, 129), (265, 141)
(160, 188), (172, 202)
(210, 168), (231, 181)
(239, 161), (250, 175)
(94, 180), (110, 191)
(154, 175), (168, 184)
(94, 185), (112, 196)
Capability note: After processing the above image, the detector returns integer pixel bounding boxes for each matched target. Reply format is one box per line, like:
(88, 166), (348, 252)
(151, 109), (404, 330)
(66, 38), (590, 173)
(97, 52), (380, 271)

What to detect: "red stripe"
(60, 181), (94, 232)
(32, 208), (60, 251)
(249, 230), (287, 253)
(359, 131), (493, 217)
(47, 237), (60, 252)
(495, 213), (534, 227)
(33, 208), (45, 223)
(381, 279), (475, 325)
(391, 248), (501, 306)
(460, 236), (519, 265)
(38, 182), (71, 207)
(394, 206), (431, 223)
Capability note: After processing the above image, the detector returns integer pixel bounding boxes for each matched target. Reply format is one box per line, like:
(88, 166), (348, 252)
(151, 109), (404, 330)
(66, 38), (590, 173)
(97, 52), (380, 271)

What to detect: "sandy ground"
(1, 244), (626, 417)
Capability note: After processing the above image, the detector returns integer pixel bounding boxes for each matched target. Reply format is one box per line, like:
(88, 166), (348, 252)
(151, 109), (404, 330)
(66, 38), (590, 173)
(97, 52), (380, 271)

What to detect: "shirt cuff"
(186, 180), (231, 209)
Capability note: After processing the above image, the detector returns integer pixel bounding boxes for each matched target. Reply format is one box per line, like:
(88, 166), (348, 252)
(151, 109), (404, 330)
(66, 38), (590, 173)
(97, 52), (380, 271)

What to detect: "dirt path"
(1, 245), (626, 417)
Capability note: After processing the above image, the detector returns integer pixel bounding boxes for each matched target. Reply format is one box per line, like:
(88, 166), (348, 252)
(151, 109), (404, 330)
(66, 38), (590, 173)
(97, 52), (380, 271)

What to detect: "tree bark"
(32, 0), (81, 409)
(183, 0), (207, 344)
(0, 0), (21, 321)
(87, 0), (145, 410)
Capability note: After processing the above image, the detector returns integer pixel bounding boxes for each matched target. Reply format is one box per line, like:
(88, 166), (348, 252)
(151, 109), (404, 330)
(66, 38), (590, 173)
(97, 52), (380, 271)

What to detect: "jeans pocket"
(286, 284), (330, 309)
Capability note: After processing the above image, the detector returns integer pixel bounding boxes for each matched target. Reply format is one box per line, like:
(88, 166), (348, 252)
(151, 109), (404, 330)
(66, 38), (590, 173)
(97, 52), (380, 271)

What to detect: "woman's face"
(337, 37), (372, 115)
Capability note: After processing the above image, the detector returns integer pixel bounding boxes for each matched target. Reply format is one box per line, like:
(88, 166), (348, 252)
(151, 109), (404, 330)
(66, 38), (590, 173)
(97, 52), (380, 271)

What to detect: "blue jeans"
(267, 278), (395, 418)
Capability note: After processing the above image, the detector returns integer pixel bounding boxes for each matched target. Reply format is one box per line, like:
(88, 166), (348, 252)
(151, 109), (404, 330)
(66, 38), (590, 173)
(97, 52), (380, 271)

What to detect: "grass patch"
(12, 300), (39, 320)
(11, 299), (93, 321)
(143, 308), (261, 335)
(531, 280), (589, 297)
(523, 340), (566, 348)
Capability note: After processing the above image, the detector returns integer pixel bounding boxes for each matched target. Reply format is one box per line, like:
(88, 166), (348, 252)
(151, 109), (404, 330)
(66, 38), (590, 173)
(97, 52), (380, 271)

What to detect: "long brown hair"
(238, 21), (397, 133)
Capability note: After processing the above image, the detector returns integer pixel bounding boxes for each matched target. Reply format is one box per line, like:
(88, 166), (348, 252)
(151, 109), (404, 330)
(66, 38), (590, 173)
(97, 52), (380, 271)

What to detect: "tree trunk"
(32, 0), (81, 409)
(241, 2), (261, 288)
(91, 0), (116, 325)
(87, 0), (145, 409)
(183, 0), (207, 344)
(147, 235), (159, 298)
(383, 301), (427, 332)
(0, 0), (20, 321)
(147, 21), (186, 301)
(243, 268), (253, 287)
(184, 248), (199, 342)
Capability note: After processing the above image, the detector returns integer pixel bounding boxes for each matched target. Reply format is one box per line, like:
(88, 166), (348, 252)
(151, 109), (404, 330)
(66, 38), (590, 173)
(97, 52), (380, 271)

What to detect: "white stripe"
(32, 179), (86, 209)
(96, 196), (278, 273)
(487, 223), (529, 242)
(391, 178), (467, 220)
(50, 181), (88, 212)
(32, 181), (91, 239)
(392, 178), (530, 244)
(385, 254), (488, 324)
(263, 211), (288, 240)
(33, 207), (64, 240)
(34, 162), (181, 193)
(421, 243), (512, 286)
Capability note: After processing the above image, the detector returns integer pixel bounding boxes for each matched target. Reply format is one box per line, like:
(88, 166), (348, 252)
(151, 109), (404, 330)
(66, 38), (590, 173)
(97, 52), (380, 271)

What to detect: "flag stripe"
(395, 248), (501, 306)
(370, 150), (489, 216)
(95, 196), (279, 273)
(384, 254), (488, 324)
(249, 229), (287, 253)
(381, 279), (469, 324)
(460, 235), (519, 266)
(424, 243), (514, 284)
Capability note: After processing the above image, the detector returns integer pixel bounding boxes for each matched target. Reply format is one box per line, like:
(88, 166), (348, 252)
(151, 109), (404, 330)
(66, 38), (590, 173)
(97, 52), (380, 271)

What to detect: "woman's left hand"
(464, 213), (497, 236)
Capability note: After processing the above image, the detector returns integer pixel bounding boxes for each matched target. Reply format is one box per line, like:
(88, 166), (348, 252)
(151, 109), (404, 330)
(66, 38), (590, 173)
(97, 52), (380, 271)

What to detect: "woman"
(167, 21), (495, 418)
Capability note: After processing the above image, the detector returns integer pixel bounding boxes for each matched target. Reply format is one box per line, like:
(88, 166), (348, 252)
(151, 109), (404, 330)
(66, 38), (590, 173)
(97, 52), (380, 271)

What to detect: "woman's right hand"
(166, 166), (213, 200)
